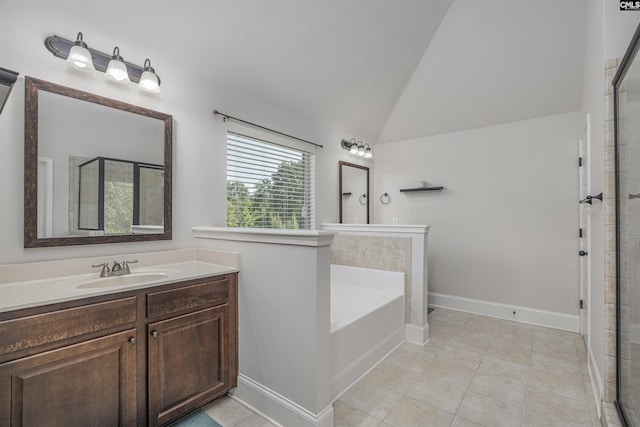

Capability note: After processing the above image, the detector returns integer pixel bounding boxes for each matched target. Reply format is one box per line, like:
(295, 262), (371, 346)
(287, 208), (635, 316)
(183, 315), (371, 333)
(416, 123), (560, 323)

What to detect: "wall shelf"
(400, 186), (444, 193)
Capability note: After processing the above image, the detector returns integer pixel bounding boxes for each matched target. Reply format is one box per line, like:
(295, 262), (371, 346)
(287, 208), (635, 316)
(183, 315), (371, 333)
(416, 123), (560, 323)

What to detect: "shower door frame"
(613, 21), (640, 427)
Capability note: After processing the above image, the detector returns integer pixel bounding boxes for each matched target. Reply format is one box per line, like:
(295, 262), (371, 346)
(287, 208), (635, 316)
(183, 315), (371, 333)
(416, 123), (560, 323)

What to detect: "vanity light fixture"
(350, 139), (359, 155)
(340, 138), (373, 159)
(364, 144), (373, 159)
(45, 33), (162, 93)
(0, 67), (19, 114)
(105, 47), (130, 83)
(138, 59), (161, 93)
(66, 32), (95, 71)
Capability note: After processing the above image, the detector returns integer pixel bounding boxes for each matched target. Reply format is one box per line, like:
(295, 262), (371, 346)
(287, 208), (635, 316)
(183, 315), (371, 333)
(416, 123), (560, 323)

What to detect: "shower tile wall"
(331, 235), (412, 322)
(604, 57), (619, 404)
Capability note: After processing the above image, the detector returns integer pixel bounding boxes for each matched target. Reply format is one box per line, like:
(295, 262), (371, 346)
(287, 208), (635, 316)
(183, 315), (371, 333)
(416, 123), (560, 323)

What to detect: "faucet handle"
(122, 260), (138, 273)
(91, 262), (110, 277)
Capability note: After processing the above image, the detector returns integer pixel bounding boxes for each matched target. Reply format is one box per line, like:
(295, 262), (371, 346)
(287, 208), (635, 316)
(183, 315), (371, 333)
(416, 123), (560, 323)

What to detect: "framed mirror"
(339, 161), (369, 224)
(24, 77), (172, 248)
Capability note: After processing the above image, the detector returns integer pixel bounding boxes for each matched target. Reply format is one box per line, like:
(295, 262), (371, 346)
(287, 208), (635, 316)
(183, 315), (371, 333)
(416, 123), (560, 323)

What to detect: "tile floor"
(203, 308), (600, 426)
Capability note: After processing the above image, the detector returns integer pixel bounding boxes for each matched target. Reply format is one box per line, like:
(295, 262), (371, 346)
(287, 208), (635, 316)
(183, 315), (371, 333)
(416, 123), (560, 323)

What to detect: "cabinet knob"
(128, 337), (137, 345)
(151, 331), (159, 338)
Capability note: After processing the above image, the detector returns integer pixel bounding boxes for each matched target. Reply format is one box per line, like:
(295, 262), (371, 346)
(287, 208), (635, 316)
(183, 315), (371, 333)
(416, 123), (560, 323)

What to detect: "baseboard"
(405, 322), (429, 345)
(331, 325), (404, 399)
(588, 344), (603, 419)
(429, 292), (580, 332)
(230, 374), (334, 427)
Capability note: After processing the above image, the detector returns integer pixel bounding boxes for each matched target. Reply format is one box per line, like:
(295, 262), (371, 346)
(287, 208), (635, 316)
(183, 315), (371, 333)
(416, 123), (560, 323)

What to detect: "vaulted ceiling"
(3, 0), (586, 144)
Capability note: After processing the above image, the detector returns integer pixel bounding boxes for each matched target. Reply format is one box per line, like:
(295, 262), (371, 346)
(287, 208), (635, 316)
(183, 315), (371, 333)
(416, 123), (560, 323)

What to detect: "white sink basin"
(77, 273), (170, 289)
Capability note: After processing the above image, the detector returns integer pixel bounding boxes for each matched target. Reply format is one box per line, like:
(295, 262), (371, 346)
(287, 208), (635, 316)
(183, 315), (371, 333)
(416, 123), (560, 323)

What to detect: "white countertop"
(0, 249), (239, 313)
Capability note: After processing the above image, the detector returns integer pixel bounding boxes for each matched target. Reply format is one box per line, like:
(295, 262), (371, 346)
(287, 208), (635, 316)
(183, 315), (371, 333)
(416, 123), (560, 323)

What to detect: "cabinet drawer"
(0, 297), (136, 361)
(146, 276), (229, 319)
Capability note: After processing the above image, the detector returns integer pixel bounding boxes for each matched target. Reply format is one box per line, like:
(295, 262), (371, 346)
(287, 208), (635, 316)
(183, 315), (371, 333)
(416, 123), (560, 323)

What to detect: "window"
(226, 132), (315, 229)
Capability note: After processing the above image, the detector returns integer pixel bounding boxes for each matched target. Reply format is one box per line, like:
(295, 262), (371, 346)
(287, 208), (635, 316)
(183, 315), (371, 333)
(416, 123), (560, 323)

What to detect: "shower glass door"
(616, 25), (640, 427)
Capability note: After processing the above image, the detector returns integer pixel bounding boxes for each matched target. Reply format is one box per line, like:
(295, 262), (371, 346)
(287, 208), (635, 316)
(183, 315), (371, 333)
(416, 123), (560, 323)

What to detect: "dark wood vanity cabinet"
(0, 329), (138, 427)
(0, 273), (238, 427)
(148, 306), (230, 425)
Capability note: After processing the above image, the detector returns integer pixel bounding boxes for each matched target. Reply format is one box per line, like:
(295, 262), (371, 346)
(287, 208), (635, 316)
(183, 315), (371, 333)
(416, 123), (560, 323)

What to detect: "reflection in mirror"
(339, 161), (369, 224)
(24, 77), (172, 247)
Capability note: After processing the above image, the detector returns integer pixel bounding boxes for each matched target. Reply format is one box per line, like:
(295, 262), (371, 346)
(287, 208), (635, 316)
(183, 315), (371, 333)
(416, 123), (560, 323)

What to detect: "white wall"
(582, 0), (606, 404)
(0, 2), (370, 264)
(194, 230), (333, 426)
(374, 112), (580, 317)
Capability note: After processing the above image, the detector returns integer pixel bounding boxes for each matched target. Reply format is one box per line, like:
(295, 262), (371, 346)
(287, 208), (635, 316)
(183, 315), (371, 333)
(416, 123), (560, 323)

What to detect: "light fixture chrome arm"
(44, 34), (159, 84)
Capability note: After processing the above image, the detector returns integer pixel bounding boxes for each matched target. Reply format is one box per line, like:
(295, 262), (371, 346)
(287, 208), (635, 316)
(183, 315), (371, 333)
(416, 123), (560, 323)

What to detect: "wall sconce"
(105, 47), (130, 84)
(66, 32), (95, 71)
(45, 33), (162, 93)
(341, 138), (373, 159)
(0, 67), (19, 114)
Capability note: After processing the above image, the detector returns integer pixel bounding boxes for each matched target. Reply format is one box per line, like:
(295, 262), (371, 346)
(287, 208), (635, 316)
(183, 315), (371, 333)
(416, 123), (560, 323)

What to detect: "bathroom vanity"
(0, 254), (238, 427)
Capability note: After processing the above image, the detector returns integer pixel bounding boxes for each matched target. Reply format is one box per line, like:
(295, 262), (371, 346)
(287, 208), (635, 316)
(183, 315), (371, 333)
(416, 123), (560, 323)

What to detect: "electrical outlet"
(512, 310), (517, 317)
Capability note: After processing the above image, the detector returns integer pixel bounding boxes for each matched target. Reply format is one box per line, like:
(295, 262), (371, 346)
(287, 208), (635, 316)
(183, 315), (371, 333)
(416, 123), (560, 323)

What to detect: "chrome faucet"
(92, 262), (111, 277)
(92, 260), (138, 277)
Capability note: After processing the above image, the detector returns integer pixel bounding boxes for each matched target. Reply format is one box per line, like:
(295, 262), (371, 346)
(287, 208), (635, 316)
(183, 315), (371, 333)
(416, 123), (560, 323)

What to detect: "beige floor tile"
(405, 376), (467, 414)
(446, 335), (490, 356)
(203, 396), (253, 426)
(383, 395), (455, 427)
(467, 357), (529, 406)
(338, 377), (403, 420)
(463, 313), (501, 331)
(333, 400), (382, 427)
(497, 320), (535, 341)
(435, 345), (484, 370)
(533, 326), (580, 346)
(457, 391), (523, 427)
(233, 413), (276, 427)
(523, 385), (592, 427)
(418, 357), (476, 389)
(429, 309), (468, 325)
(451, 416), (484, 427)
(430, 322), (466, 337)
(532, 339), (578, 363)
(527, 372), (585, 401)
(383, 343), (436, 374)
(423, 333), (454, 353)
(365, 361), (418, 394)
(485, 337), (532, 366)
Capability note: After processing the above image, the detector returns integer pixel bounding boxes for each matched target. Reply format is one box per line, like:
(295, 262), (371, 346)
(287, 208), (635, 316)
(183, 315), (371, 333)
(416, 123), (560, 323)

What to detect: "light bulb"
(66, 32), (95, 71)
(349, 138), (358, 155)
(105, 47), (130, 83)
(138, 58), (161, 93)
(364, 145), (373, 159)
(357, 142), (365, 157)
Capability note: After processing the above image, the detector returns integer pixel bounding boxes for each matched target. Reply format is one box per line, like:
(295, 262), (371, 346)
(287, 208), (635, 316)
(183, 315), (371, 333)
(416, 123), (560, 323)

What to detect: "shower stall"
(615, 23), (640, 427)
(78, 157), (164, 235)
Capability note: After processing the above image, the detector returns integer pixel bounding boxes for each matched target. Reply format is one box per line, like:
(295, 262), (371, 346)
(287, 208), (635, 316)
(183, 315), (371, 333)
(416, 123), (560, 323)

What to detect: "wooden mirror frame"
(24, 77), (173, 248)
(339, 160), (370, 224)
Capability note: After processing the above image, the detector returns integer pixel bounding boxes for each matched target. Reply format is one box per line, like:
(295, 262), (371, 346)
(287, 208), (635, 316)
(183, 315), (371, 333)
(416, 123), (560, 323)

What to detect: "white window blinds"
(226, 132), (315, 229)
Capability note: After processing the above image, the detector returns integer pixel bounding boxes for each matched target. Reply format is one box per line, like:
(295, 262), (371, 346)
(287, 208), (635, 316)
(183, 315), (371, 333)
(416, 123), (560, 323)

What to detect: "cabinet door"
(0, 329), (137, 427)
(148, 305), (229, 426)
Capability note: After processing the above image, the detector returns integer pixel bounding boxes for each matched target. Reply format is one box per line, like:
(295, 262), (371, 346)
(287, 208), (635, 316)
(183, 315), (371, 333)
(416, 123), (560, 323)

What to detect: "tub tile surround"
(330, 234), (412, 322)
(322, 224), (431, 346)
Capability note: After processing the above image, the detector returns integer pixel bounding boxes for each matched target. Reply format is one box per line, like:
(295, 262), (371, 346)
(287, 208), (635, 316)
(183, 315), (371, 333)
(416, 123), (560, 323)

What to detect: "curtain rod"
(213, 110), (323, 149)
